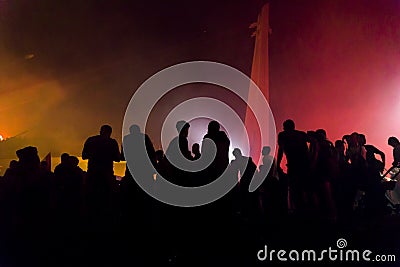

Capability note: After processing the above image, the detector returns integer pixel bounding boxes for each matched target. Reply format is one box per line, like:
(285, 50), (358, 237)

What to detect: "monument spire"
(244, 3), (271, 164)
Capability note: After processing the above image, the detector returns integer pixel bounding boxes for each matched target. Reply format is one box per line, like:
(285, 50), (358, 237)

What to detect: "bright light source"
(0, 135), (3, 141)
(24, 54), (35, 60)
(187, 117), (249, 162)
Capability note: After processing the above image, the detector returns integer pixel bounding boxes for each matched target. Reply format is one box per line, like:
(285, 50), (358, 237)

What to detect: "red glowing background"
(269, 0), (400, 168)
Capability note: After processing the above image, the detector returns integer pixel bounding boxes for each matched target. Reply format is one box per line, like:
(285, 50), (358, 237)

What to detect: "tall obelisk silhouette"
(244, 3), (270, 165)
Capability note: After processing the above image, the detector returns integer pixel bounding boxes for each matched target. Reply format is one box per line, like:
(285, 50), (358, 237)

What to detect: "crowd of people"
(0, 119), (399, 266)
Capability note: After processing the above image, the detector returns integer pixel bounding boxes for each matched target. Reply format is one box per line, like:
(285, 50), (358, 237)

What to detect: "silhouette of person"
(54, 154), (83, 206)
(166, 121), (193, 161)
(8, 146), (51, 265)
(335, 140), (349, 179)
(230, 148), (258, 221)
(385, 137), (400, 211)
(359, 134), (385, 174)
(3, 160), (19, 178)
(188, 120), (232, 260)
(160, 121), (199, 259)
(260, 146), (278, 180)
(192, 143), (201, 160)
(388, 136), (400, 167)
(257, 146), (287, 226)
(178, 121), (193, 161)
(165, 121), (193, 186)
(359, 134), (385, 217)
(120, 124), (156, 200)
(55, 153), (70, 171)
(333, 140), (352, 213)
(121, 124), (156, 177)
(82, 125), (120, 176)
(314, 129), (337, 222)
(120, 124), (157, 246)
(315, 129), (336, 180)
(256, 146), (279, 193)
(54, 152), (71, 184)
(54, 154), (83, 237)
(346, 132), (365, 164)
(201, 120), (230, 183)
(277, 119), (309, 215)
(346, 132), (368, 195)
(306, 130), (319, 169)
(82, 125), (120, 229)
(335, 140), (346, 163)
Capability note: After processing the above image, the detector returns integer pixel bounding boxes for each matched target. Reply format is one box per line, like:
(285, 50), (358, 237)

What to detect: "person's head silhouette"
(61, 153), (70, 164)
(349, 132), (360, 147)
(16, 146), (40, 167)
(283, 119), (295, 131)
(262, 146), (271, 156)
(388, 136), (400, 148)
(335, 140), (345, 155)
(129, 124), (141, 135)
(335, 140), (344, 149)
(233, 148), (242, 159)
(176, 120), (190, 137)
(208, 120), (220, 134)
(70, 156), (79, 167)
(9, 160), (18, 169)
(316, 129), (327, 141)
(100, 125), (112, 138)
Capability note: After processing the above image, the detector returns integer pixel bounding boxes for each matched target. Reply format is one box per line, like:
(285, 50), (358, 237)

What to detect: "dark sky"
(1, 0), (400, 163)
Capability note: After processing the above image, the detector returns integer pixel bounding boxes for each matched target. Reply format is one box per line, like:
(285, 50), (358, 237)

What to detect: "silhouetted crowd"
(0, 119), (399, 266)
